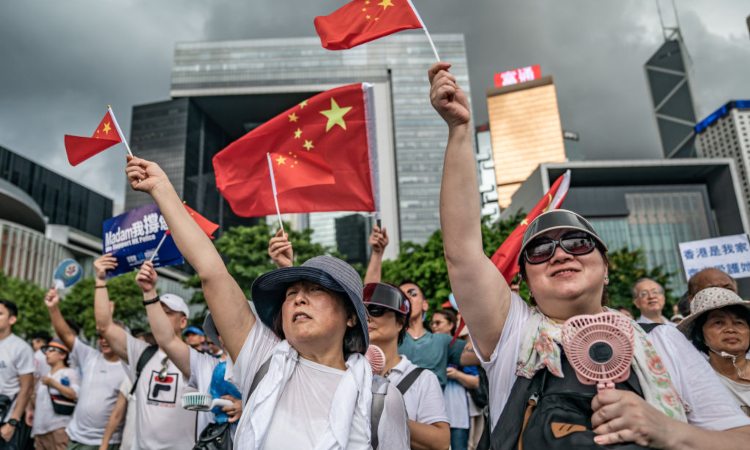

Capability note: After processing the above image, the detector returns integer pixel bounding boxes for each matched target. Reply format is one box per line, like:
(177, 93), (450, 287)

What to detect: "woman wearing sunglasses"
(430, 60), (750, 449)
(364, 283), (450, 450)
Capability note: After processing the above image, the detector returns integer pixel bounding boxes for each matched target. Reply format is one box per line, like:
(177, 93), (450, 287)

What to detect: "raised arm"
(364, 225), (388, 284)
(136, 261), (191, 377)
(126, 156), (252, 361)
(431, 62), (508, 360)
(268, 228), (294, 268)
(44, 288), (76, 351)
(93, 255), (129, 362)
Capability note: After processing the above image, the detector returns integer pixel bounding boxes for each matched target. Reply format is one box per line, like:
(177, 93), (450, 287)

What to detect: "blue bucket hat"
(250, 255), (368, 354)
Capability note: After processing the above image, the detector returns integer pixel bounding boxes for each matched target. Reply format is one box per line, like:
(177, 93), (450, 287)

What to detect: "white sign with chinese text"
(678, 234), (750, 281)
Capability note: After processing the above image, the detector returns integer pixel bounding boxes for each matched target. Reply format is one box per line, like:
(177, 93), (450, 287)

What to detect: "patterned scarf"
(516, 307), (688, 421)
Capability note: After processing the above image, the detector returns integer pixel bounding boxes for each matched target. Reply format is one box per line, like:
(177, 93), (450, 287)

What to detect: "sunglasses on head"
(366, 305), (390, 318)
(524, 231), (597, 265)
(43, 346), (67, 355)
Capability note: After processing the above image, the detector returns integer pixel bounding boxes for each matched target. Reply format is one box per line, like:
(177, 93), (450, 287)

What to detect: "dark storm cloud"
(0, 0), (747, 204)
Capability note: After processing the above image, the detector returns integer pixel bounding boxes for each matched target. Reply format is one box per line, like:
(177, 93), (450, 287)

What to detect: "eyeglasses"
(524, 232), (597, 265)
(636, 289), (664, 299)
(43, 347), (67, 355)
(366, 305), (389, 318)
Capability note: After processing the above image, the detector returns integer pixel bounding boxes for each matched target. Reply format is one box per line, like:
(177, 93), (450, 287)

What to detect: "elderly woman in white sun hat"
(679, 287), (750, 416)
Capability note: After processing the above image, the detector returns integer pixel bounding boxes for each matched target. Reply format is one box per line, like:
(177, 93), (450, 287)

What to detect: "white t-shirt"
(716, 374), (750, 417)
(444, 381), (470, 429)
(126, 334), (197, 450)
(34, 349), (50, 379)
(31, 367), (80, 436)
(118, 378), (135, 450)
(65, 338), (128, 445)
(636, 315), (678, 327)
(0, 333), (34, 422)
(385, 355), (448, 425)
(477, 293), (750, 431)
(233, 319), (410, 449)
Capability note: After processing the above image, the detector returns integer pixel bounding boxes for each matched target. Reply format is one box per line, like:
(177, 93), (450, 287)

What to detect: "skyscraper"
(126, 34), (471, 248)
(695, 100), (750, 218)
(486, 76), (567, 208)
(644, 35), (698, 158)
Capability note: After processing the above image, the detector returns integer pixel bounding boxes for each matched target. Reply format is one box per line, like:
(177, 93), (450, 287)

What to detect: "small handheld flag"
(64, 106), (132, 166)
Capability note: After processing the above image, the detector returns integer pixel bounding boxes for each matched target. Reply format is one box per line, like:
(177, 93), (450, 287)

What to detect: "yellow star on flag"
(378, 0), (394, 9)
(275, 155), (287, 165)
(102, 122), (112, 134)
(320, 98), (352, 132)
(294, 128), (303, 139)
(303, 140), (314, 150)
(299, 100), (308, 109)
(288, 112), (299, 123)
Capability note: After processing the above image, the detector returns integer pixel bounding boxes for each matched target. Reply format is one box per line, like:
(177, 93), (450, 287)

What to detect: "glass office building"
(136, 34), (472, 246)
(0, 145), (113, 236)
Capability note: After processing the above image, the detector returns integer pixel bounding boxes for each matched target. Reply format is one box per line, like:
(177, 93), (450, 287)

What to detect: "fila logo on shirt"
(146, 371), (179, 406)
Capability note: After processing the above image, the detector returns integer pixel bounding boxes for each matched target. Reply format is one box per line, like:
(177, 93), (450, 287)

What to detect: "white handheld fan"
(181, 392), (233, 411)
(561, 312), (634, 391)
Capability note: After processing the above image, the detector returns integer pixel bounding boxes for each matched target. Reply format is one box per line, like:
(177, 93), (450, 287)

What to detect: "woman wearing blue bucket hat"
(126, 157), (409, 450)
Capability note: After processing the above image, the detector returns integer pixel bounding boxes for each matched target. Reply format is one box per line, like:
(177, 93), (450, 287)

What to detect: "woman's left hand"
(40, 376), (55, 387)
(591, 389), (674, 448)
(446, 367), (460, 380)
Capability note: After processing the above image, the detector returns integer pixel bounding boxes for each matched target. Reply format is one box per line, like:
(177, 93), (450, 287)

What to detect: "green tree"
(185, 221), (335, 318)
(606, 247), (674, 315)
(0, 271), (47, 338)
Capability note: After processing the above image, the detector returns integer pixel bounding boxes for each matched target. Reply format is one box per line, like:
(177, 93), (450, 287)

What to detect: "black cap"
(363, 283), (411, 316)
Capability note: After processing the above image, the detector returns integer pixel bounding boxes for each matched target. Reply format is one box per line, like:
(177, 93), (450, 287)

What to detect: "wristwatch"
(6, 418), (18, 427)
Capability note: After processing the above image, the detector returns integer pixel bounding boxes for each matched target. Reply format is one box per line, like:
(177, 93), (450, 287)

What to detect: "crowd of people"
(1, 62), (750, 450)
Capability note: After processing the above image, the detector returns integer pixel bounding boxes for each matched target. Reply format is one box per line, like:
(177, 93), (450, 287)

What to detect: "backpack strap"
(370, 375), (389, 450)
(396, 367), (425, 395)
(245, 357), (272, 405)
(130, 344), (159, 396)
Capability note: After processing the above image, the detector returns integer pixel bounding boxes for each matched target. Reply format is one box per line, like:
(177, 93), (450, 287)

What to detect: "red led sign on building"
(493, 65), (542, 88)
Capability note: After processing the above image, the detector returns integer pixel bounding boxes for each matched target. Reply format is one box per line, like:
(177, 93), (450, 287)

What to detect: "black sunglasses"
(366, 305), (389, 318)
(524, 231), (597, 265)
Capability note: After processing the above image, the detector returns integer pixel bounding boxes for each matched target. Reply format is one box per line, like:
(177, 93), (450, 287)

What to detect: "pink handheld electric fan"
(365, 344), (386, 375)
(561, 312), (634, 391)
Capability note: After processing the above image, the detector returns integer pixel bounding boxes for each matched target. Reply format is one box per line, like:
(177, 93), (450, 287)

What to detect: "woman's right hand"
(93, 254), (117, 281)
(126, 156), (169, 194)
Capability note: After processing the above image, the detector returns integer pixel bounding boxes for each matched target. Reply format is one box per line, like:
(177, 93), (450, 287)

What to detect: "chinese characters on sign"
(493, 65), (542, 88)
(678, 234), (750, 281)
(102, 203), (184, 277)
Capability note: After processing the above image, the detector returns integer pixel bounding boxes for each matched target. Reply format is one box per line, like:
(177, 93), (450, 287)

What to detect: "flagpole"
(407, 0), (440, 62)
(148, 233), (168, 263)
(266, 153), (285, 233)
(107, 105), (134, 158)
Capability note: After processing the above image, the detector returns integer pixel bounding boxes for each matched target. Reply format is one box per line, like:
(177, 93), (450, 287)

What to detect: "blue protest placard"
(102, 204), (183, 277)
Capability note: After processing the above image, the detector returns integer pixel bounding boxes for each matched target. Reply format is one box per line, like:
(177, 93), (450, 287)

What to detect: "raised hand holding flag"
(64, 106), (132, 166)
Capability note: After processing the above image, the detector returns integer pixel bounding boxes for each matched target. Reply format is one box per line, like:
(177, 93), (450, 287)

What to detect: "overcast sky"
(1, 0), (748, 208)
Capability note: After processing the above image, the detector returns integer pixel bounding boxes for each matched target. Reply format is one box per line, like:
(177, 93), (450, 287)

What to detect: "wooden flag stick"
(107, 105), (134, 157)
(266, 153), (285, 233)
(407, 0), (440, 62)
(148, 233), (168, 263)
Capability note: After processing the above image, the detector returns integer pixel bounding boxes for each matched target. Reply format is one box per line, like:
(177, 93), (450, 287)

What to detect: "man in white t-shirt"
(0, 299), (34, 450)
(43, 288), (128, 450)
(633, 278), (677, 327)
(92, 254), (196, 450)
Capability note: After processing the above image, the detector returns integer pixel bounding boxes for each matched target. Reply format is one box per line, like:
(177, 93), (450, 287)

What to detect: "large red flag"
(314, 0), (423, 50)
(491, 171), (571, 283)
(64, 110), (123, 166)
(213, 83), (377, 217)
(182, 203), (219, 239)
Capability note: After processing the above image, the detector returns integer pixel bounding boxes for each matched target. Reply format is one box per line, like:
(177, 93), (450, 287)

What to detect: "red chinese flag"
(213, 83), (376, 217)
(314, 0), (423, 50)
(490, 171), (571, 283)
(269, 150), (336, 194)
(183, 203), (219, 239)
(64, 111), (122, 166)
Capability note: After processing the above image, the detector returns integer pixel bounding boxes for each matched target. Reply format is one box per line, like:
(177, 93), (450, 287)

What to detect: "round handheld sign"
(53, 259), (83, 290)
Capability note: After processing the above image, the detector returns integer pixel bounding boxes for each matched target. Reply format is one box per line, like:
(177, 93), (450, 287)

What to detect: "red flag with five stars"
(64, 110), (123, 166)
(314, 0), (423, 50)
(213, 83), (377, 217)
(490, 171), (571, 283)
